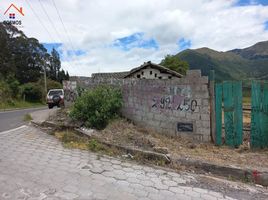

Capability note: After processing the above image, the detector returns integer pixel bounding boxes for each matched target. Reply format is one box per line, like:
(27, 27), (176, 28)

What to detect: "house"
(4, 4), (24, 19)
(90, 61), (183, 80)
(124, 61), (183, 79)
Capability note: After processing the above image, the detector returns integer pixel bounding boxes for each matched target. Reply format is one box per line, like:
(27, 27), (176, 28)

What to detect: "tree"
(160, 55), (189, 75)
(58, 69), (69, 83)
(48, 48), (61, 81)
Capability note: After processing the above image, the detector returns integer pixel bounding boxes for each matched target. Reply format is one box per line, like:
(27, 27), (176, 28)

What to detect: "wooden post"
(209, 70), (216, 143)
(215, 83), (223, 145)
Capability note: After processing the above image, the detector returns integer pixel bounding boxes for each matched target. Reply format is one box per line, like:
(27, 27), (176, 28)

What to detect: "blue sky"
(178, 39), (192, 51)
(11, 0), (268, 76)
(235, 0), (268, 6)
(42, 43), (62, 53)
(112, 33), (158, 51)
(42, 43), (86, 58)
(265, 21), (268, 30)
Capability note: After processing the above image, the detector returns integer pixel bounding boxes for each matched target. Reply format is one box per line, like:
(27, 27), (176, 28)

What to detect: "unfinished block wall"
(121, 70), (210, 141)
(65, 70), (210, 142)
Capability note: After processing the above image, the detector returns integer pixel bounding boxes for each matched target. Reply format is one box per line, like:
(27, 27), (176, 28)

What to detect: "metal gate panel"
(251, 81), (268, 148)
(215, 81), (243, 147)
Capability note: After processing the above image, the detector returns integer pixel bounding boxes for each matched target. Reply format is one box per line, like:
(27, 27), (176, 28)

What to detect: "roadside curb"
(31, 118), (268, 187)
(31, 120), (43, 126)
(92, 139), (171, 164)
(0, 106), (46, 113)
(174, 157), (268, 186)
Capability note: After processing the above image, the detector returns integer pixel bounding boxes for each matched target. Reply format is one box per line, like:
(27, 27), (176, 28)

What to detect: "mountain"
(176, 41), (268, 81)
(230, 41), (268, 60)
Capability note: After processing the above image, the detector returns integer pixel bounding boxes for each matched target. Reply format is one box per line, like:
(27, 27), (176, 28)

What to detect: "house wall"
(64, 70), (211, 142)
(128, 67), (175, 79)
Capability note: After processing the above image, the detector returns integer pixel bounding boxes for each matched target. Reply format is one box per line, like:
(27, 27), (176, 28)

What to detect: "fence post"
(209, 70), (216, 143)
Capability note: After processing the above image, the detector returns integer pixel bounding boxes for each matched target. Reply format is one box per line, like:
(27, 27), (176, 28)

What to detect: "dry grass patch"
(95, 119), (268, 171)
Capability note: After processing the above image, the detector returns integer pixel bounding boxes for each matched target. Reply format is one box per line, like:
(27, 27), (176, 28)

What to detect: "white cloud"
(2, 0), (268, 76)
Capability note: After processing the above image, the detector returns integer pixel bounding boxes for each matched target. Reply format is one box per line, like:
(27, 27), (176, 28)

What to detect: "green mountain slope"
(230, 41), (268, 60)
(176, 41), (268, 81)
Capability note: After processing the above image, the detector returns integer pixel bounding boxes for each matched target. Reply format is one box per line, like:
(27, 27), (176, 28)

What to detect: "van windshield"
(48, 90), (63, 96)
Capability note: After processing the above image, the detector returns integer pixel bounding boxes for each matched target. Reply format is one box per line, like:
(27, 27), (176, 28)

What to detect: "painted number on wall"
(152, 96), (197, 112)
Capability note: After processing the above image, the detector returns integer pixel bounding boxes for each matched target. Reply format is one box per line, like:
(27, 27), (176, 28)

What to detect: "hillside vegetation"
(176, 41), (268, 81)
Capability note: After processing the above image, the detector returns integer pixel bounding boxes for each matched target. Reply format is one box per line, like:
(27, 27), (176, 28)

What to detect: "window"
(155, 73), (157, 77)
(168, 76), (172, 79)
(158, 76), (162, 79)
(48, 90), (63, 96)
(141, 71), (144, 75)
(150, 71), (152, 75)
(137, 74), (141, 78)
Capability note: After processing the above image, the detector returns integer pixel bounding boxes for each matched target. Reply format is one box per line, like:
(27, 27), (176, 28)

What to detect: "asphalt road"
(0, 107), (47, 132)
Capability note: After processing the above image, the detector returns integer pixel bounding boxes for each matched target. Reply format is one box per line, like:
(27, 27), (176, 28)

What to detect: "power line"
(25, 0), (55, 42)
(51, 0), (76, 53)
(38, 0), (62, 43)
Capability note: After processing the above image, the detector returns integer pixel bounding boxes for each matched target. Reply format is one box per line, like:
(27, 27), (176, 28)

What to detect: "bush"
(0, 80), (12, 101)
(20, 82), (43, 102)
(70, 85), (122, 130)
(6, 75), (20, 98)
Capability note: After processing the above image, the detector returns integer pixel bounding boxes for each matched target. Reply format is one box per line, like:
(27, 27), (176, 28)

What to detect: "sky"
(1, 0), (268, 76)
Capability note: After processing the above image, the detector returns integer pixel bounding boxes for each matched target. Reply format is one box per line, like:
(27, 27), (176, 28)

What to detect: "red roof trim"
(4, 4), (24, 16)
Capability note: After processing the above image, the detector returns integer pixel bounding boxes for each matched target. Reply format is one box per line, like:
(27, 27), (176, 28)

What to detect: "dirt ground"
(50, 109), (268, 172)
(94, 119), (268, 172)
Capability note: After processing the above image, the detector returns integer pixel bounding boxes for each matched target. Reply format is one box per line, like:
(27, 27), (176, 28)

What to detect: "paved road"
(0, 107), (47, 132)
(0, 125), (267, 200)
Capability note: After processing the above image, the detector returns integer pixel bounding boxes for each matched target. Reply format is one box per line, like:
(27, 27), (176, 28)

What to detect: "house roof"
(92, 71), (130, 79)
(124, 61), (183, 78)
(4, 4), (24, 16)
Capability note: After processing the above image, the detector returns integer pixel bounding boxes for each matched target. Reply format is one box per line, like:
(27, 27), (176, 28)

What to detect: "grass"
(0, 100), (45, 110)
(54, 130), (117, 155)
(53, 127), (170, 166)
(23, 113), (33, 121)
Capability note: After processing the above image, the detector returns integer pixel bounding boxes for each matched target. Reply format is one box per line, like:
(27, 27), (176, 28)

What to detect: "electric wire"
(38, 0), (62, 43)
(51, 0), (76, 53)
(25, 0), (55, 42)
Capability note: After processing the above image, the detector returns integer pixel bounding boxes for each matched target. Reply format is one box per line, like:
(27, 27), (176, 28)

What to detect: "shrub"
(0, 80), (12, 101)
(6, 75), (20, 98)
(88, 139), (104, 152)
(70, 85), (122, 130)
(20, 82), (43, 102)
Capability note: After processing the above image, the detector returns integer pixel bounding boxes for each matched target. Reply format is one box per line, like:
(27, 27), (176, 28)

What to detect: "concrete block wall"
(121, 70), (210, 142)
(66, 70), (211, 142)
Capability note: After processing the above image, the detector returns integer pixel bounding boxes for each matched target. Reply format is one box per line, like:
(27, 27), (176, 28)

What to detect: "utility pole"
(43, 66), (47, 99)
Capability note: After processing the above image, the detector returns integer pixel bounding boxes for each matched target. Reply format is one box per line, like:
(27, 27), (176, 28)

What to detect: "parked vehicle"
(46, 89), (64, 109)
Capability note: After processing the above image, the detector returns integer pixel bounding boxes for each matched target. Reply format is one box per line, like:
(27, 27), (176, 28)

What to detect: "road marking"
(0, 125), (28, 135)
(0, 107), (46, 114)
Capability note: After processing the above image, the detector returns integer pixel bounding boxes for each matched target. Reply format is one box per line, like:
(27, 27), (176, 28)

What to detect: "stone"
(153, 146), (169, 154)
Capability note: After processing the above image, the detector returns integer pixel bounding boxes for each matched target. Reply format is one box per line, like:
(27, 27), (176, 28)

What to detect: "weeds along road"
(0, 107), (47, 132)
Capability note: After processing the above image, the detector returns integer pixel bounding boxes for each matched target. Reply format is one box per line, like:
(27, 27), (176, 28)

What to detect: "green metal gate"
(215, 81), (243, 147)
(214, 78), (268, 148)
(251, 81), (268, 148)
